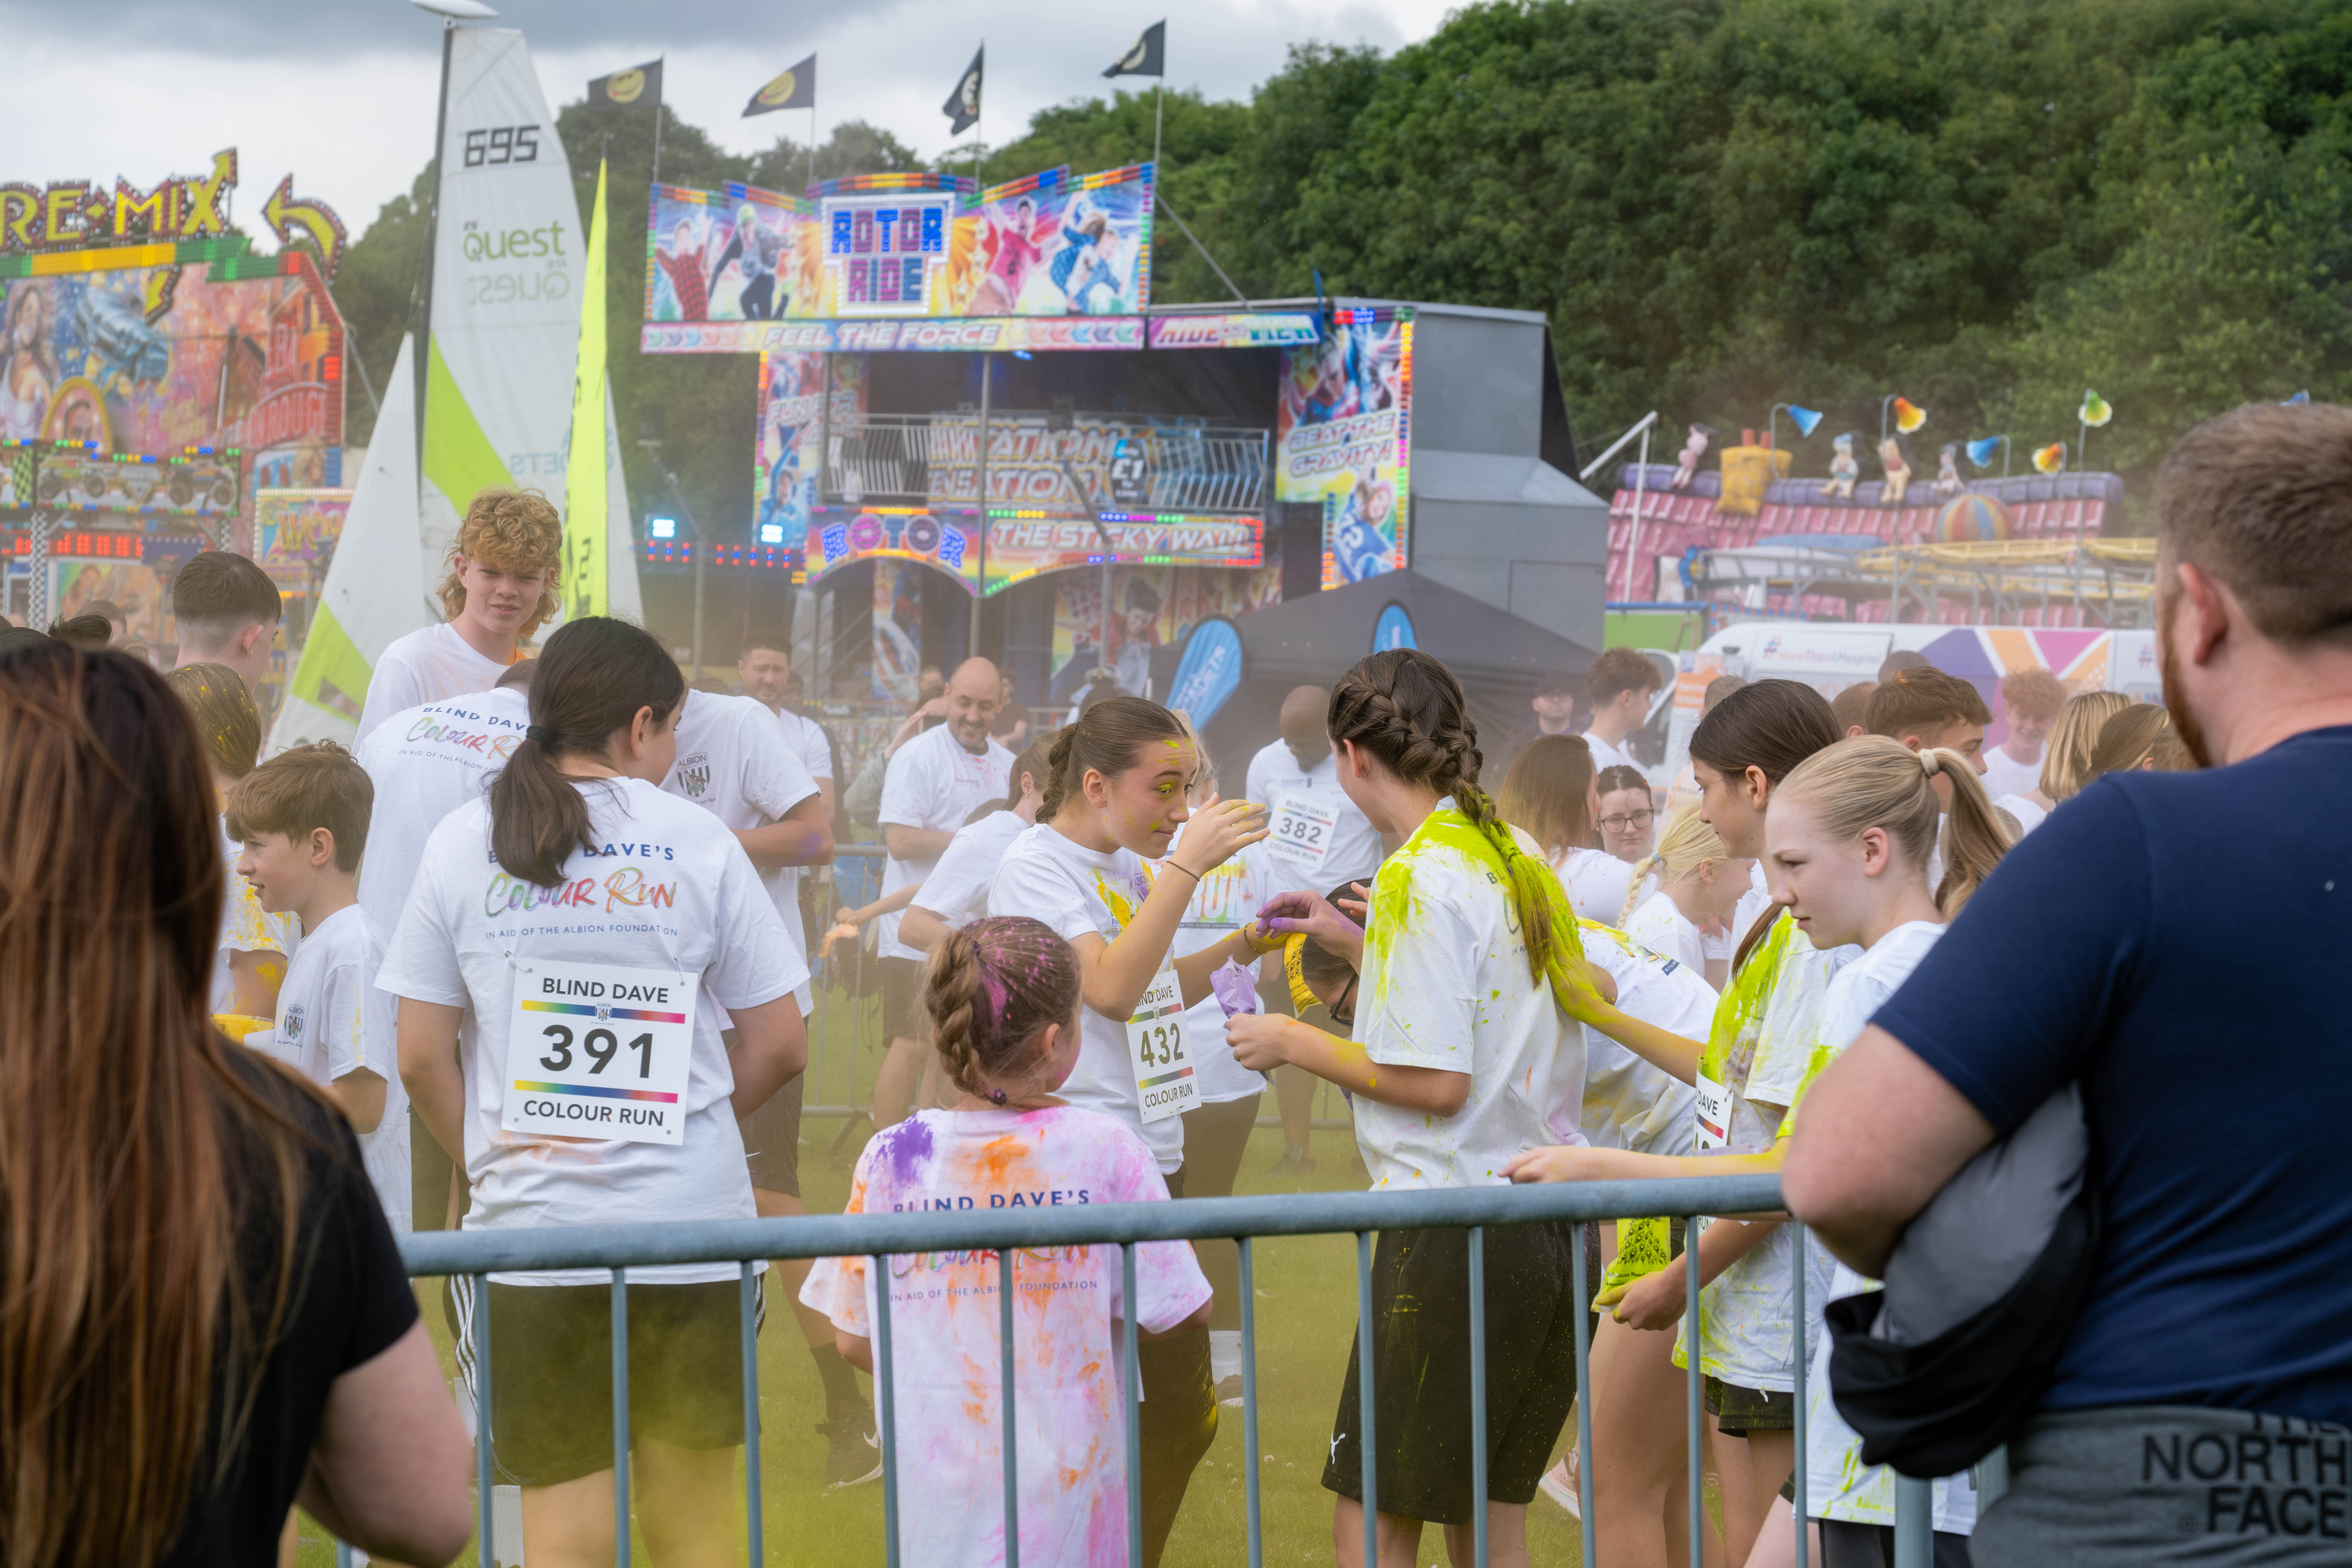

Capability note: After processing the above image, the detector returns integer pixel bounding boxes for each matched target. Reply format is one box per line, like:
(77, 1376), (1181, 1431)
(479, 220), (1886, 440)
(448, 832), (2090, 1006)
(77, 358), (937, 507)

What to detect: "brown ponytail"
(1035, 696), (1186, 825)
(1328, 649), (1570, 986)
(488, 617), (684, 886)
(923, 917), (1082, 1099)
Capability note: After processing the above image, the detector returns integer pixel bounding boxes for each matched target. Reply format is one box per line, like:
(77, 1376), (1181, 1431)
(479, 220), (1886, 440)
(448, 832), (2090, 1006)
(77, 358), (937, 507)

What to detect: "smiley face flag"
(586, 59), (663, 113)
(1104, 21), (1166, 78)
(743, 54), (816, 117)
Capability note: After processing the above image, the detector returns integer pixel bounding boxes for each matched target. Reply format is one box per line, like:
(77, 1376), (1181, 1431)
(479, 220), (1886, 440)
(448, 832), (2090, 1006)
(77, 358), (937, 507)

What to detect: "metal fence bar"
(740, 1262), (763, 1567)
(1792, 1220), (1808, 1568)
(873, 1252), (902, 1568)
(1894, 1476), (1932, 1568)
(473, 1271), (493, 1566)
(611, 1266), (630, 1568)
(1686, 1215), (1703, 1567)
(1000, 1246), (1021, 1568)
(1570, 1225), (1597, 1568)
(1122, 1244), (1142, 1568)
(400, 1177), (1789, 1276)
(1355, 1229), (1377, 1566)
(1239, 1235), (1264, 1568)
(1468, 1225), (1489, 1568)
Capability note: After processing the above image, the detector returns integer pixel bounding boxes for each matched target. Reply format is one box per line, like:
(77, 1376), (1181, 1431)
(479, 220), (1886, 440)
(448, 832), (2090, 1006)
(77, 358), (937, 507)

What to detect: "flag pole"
(651, 57), (665, 185)
(416, 17), (456, 467)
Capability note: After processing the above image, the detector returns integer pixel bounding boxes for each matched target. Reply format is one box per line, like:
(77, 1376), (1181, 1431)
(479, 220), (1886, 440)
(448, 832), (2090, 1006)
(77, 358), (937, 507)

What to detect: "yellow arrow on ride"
(262, 174), (349, 280)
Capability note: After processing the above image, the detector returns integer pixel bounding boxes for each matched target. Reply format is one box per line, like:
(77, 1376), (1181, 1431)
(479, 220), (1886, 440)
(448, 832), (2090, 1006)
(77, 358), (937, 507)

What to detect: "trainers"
(1268, 1145), (1316, 1176)
(1215, 1373), (1246, 1408)
(818, 1414), (882, 1488)
(1537, 1453), (1581, 1518)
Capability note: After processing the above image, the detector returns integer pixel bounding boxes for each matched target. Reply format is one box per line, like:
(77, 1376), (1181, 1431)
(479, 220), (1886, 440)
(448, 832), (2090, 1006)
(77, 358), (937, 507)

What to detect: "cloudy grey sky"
(2, 0), (1455, 234)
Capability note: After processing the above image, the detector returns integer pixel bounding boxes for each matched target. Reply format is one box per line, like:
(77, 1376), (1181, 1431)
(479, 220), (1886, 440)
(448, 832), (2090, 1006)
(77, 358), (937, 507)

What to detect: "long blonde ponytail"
(1778, 735), (2010, 915)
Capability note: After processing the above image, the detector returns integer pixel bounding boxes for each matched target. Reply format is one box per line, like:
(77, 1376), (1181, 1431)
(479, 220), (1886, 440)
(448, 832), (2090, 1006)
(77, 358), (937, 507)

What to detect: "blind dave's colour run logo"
(484, 865), (680, 917)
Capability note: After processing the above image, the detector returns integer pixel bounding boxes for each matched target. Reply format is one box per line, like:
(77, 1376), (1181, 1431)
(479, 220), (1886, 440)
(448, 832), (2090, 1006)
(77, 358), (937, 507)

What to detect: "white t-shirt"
(1569, 920), (1709, 1156)
(1994, 792), (2049, 838)
(353, 687), (532, 943)
(1977, 742), (2042, 805)
(802, 1108), (1209, 1568)
(764, 704), (835, 932)
(211, 821), (298, 1016)
(1553, 845), (1636, 926)
(663, 690), (821, 1010)
(377, 778), (805, 1285)
(986, 824), (1183, 1172)
(1793, 921), (1975, 1531)
(356, 623), (514, 742)
(1680, 916), (1856, 1393)
(1164, 825), (1279, 1106)
(1625, 889), (1707, 976)
(1581, 729), (1640, 777)
(1242, 738), (1383, 891)
(1350, 803), (1570, 1189)
(911, 809), (1032, 932)
(257, 904), (411, 1230)
(877, 724), (1013, 962)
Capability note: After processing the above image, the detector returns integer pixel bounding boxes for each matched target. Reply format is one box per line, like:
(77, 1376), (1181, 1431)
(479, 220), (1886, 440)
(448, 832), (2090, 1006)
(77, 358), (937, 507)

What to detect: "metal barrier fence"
(374, 1173), (1943, 1567)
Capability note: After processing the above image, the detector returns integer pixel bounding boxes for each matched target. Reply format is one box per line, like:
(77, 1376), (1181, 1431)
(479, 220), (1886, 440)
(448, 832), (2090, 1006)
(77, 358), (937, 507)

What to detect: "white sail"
(270, 334), (430, 751)
(421, 26), (580, 568)
(605, 380), (643, 620)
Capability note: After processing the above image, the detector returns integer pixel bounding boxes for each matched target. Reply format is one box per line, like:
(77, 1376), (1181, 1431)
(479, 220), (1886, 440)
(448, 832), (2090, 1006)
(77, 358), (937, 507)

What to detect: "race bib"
(502, 959), (697, 1146)
(1126, 968), (1199, 1124)
(1694, 1069), (1733, 1151)
(1268, 793), (1340, 873)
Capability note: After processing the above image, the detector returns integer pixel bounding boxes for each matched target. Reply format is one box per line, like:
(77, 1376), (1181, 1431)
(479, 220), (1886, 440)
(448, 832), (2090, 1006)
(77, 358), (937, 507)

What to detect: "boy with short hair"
(1583, 645), (1665, 774)
(170, 550), (283, 698)
(228, 742), (411, 1230)
(1862, 665), (1992, 779)
(1980, 668), (2066, 801)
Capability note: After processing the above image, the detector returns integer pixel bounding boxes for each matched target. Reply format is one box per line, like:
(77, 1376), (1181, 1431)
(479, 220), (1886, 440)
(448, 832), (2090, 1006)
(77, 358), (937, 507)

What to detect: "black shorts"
(742, 1072), (803, 1197)
(1705, 1375), (1796, 1434)
(1323, 1222), (1583, 1524)
(485, 1279), (752, 1487)
(878, 955), (926, 1043)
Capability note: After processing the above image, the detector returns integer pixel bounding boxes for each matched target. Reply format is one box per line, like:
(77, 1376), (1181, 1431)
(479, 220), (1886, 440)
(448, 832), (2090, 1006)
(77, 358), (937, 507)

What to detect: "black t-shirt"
(160, 1051), (420, 1565)
(1875, 725), (2352, 1423)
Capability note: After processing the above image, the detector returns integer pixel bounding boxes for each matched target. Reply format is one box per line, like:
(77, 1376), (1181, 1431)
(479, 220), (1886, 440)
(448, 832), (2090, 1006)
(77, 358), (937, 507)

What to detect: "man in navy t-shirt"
(1785, 401), (2352, 1565)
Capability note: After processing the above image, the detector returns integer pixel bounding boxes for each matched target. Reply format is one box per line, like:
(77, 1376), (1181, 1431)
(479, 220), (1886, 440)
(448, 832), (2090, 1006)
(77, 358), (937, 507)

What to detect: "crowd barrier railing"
(366, 1173), (1941, 1567)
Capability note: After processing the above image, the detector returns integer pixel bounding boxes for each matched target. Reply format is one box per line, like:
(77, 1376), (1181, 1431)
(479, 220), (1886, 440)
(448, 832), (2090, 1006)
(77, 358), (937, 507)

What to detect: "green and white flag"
(271, 334), (431, 750)
(422, 27), (580, 571)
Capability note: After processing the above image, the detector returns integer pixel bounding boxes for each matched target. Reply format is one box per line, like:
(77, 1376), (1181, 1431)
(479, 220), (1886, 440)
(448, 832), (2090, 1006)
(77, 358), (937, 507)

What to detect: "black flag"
(1103, 22), (1165, 78)
(942, 46), (984, 135)
(743, 54), (816, 117)
(585, 59), (662, 112)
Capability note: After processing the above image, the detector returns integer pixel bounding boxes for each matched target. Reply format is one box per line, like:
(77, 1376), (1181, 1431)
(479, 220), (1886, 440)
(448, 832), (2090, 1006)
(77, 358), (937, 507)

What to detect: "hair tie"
(1920, 749), (1941, 776)
(526, 724), (556, 747)
(988, 1088), (1007, 1106)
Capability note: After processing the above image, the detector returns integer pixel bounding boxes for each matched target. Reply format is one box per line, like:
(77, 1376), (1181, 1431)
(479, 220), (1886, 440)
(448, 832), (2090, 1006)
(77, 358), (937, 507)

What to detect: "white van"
(1633, 621), (2161, 790)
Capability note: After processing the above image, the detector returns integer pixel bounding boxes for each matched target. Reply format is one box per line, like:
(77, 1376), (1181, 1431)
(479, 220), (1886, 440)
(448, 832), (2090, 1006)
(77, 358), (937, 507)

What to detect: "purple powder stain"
(875, 1115), (934, 1181)
(1211, 960), (1260, 1019)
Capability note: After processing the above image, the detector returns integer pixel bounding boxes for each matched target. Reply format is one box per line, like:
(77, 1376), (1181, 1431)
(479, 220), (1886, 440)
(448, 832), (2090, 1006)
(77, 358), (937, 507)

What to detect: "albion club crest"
(676, 752), (712, 799)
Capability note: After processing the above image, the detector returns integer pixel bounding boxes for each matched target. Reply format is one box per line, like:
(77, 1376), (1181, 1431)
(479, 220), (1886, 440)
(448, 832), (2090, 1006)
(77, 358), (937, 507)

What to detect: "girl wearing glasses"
(1596, 764), (1658, 864)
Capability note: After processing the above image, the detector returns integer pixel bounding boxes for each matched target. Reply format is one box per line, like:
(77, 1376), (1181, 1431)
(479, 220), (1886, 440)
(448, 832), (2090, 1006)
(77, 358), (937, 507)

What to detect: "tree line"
(331, 0), (2352, 534)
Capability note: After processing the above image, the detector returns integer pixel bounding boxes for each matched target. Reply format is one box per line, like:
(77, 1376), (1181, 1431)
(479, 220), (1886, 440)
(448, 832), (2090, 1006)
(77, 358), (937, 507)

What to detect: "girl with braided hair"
(801, 917), (1211, 1568)
(1228, 647), (1589, 1567)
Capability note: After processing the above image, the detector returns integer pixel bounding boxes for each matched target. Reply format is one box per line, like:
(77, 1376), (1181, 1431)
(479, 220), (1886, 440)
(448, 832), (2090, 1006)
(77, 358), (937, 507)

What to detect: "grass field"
(301, 1030), (1594, 1565)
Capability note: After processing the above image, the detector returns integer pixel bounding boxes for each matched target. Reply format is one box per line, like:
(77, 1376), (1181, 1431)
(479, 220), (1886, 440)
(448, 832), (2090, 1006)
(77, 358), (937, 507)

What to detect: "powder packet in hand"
(1211, 959), (1261, 1019)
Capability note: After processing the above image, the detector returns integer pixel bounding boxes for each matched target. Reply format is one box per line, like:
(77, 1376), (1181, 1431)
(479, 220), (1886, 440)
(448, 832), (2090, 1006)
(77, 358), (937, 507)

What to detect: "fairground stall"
(634, 161), (1610, 751)
(1, 150), (351, 698)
